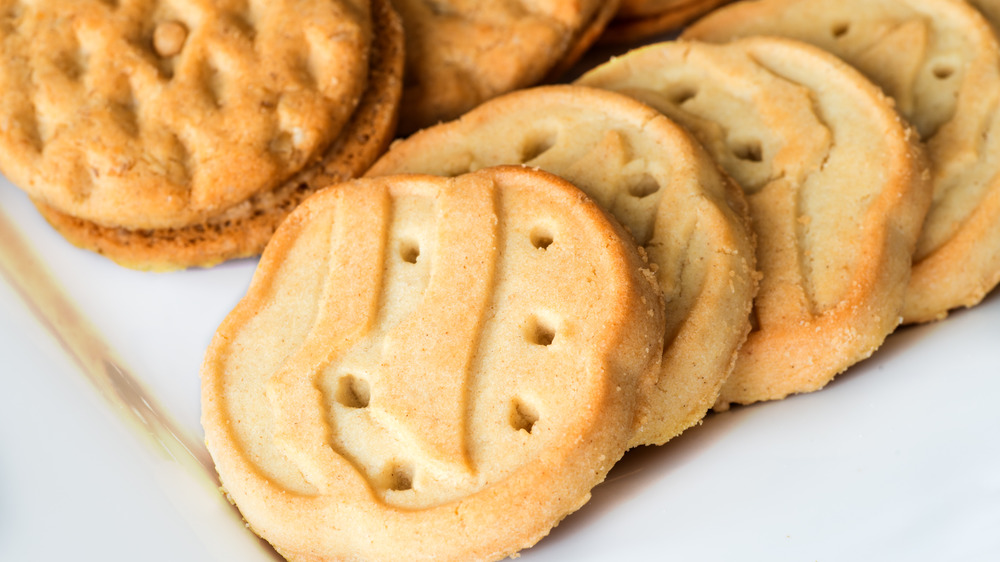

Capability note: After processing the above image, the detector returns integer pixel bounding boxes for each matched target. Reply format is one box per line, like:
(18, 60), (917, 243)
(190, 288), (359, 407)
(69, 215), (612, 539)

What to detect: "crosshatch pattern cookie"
(201, 166), (666, 561)
(578, 38), (932, 408)
(0, 0), (371, 230)
(685, 0), (1000, 324)
(390, 0), (611, 133)
(369, 85), (757, 446)
(30, 0), (404, 272)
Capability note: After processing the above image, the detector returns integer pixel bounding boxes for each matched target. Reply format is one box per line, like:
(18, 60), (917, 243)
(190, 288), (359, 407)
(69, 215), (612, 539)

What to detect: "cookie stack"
(0, 0), (403, 271)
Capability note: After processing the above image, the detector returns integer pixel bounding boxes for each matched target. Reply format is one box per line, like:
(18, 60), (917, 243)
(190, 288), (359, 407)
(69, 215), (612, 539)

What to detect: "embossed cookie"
(369, 85), (756, 446)
(0, 0), (371, 230)
(201, 166), (666, 560)
(391, 0), (612, 133)
(602, 0), (733, 43)
(578, 38), (932, 408)
(30, 0), (403, 272)
(685, 0), (1000, 323)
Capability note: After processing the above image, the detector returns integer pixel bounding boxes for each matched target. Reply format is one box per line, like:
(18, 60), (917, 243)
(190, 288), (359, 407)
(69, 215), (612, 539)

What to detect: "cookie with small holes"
(0, 0), (371, 230)
(30, 0), (404, 271)
(201, 166), (666, 561)
(685, 0), (1000, 323)
(369, 85), (757, 447)
(578, 37), (932, 408)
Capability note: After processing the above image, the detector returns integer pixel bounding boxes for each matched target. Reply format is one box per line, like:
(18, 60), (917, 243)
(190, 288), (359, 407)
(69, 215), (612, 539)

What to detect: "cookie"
(200, 166), (666, 560)
(0, 0), (371, 230)
(578, 38), (931, 408)
(369, 85), (756, 446)
(391, 0), (609, 133)
(31, 0), (404, 272)
(685, 0), (1000, 323)
(601, 0), (733, 43)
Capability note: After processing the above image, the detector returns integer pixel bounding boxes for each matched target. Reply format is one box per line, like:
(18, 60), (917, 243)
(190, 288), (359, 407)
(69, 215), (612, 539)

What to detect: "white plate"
(1, 130), (999, 562)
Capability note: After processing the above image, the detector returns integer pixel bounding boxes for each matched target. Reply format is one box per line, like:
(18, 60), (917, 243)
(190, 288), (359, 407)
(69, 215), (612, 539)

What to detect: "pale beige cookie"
(601, 0), (733, 43)
(31, 0), (404, 272)
(685, 0), (1000, 324)
(578, 38), (932, 408)
(201, 166), (666, 561)
(391, 0), (607, 133)
(0, 0), (370, 230)
(369, 85), (756, 446)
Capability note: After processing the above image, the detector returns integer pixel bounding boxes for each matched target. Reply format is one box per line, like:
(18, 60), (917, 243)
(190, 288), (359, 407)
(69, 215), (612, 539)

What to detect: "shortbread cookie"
(31, 0), (404, 272)
(391, 0), (609, 133)
(685, 0), (1000, 324)
(0, 0), (371, 230)
(578, 38), (931, 408)
(602, 0), (732, 43)
(201, 166), (666, 561)
(369, 85), (756, 446)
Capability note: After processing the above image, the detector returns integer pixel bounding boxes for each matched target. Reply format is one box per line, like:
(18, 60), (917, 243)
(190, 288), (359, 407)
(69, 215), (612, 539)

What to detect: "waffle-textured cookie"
(31, 0), (404, 272)
(369, 85), (756, 446)
(391, 0), (611, 133)
(0, 0), (371, 230)
(602, 0), (733, 43)
(579, 38), (932, 408)
(685, 0), (1000, 324)
(201, 166), (666, 561)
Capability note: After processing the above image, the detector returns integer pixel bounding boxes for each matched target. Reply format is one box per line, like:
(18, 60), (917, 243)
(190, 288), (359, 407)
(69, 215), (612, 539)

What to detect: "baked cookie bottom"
(600, 0), (733, 43)
(33, 0), (403, 272)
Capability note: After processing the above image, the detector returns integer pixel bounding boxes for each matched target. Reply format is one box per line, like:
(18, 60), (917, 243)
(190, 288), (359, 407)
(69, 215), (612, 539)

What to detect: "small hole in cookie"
(669, 86), (698, 105)
(933, 64), (954, 80)
(628, 173), (660, 198)
(510, 400), (539, 434)
(400, 239), (420, 264)
(387, 463), (413, 491)
(526, 315), (556, 346)
(521, 130), (558, 162)
(832, 22), (850, 38)
(530, 227), (553, 250)
(336, 374), (370, 408)
(731, 139), (763, 163)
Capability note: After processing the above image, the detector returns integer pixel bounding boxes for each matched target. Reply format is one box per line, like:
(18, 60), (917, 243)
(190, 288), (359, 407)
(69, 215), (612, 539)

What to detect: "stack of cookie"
(0, 0), (404, 271)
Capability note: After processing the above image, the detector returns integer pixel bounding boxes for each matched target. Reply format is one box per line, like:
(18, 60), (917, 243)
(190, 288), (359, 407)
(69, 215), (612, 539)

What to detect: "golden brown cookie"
(0, 0), (371, 230)
(685, 0), (1000, 324)
(32, 0), (403, 272)
(578, 38), (932, 408)
(201, 166), (666, 561)
(601, 0), (733, 43)
(391, 0), (608, 133)
(369, 85), (756, 446)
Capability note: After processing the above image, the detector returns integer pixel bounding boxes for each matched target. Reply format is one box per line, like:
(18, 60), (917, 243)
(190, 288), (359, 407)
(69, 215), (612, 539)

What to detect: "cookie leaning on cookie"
(578, 37), (932, 408)
(685, 0), (1000, 324)
(32, 0), (403, 271)
(369, 85), (757, 447)
(201, 166), (666, 561)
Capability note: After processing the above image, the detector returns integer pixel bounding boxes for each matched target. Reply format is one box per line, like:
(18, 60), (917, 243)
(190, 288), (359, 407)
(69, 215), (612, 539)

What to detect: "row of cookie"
(0, 0), (403, 271)
(683, 0), (1000, 327)
(199, 34), (941, 559)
